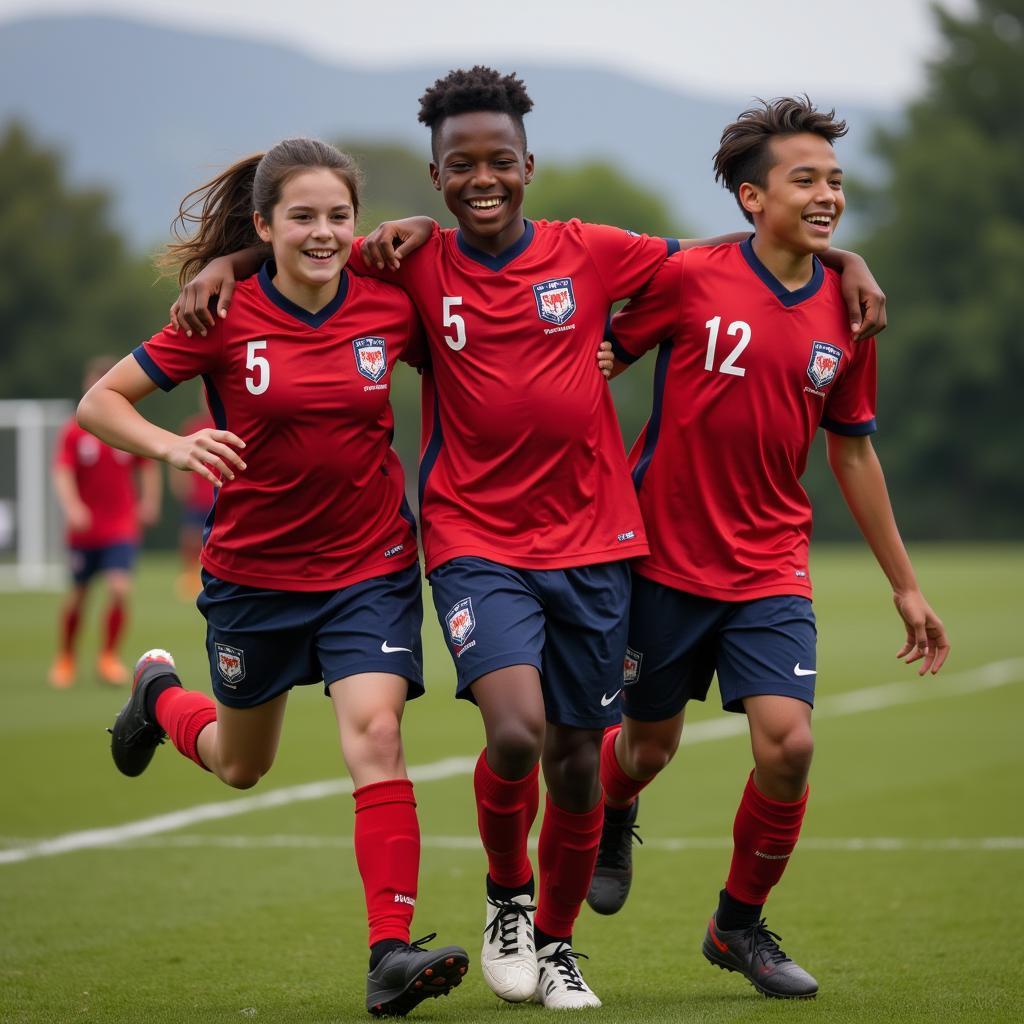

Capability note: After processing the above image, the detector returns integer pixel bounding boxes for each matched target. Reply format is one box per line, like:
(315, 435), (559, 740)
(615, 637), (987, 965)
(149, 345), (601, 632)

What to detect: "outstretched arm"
(361, 217), (437, 271)
(78, 357), (247, 487)
(826, 432), (949, 674)
(678, 232), (886, 340)
(169, 246), (267, 337)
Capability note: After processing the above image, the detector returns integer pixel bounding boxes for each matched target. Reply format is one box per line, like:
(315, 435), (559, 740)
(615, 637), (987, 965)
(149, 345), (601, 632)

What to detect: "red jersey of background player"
(179, 410), (217, 515)
(608, 239), (877, 601)
(54, 420), (147, 549)
(352, 219), (678, 573)
(133, 263), (425, 591)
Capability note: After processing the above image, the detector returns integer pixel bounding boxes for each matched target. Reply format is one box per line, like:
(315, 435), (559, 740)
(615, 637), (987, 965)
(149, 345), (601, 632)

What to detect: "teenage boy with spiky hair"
(171, 72), (887, 1011)
(589, 96), (949, 998)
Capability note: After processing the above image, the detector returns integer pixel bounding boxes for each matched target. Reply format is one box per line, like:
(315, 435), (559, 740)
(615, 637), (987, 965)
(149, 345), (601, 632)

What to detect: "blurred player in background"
(170, 392), (216, 600)
(590, 97), (949, 999)
(48, 355), (161, 688)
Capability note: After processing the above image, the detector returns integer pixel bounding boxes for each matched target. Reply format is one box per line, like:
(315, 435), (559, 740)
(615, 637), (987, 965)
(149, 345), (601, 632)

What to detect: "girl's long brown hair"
(159, 138), (363, 286)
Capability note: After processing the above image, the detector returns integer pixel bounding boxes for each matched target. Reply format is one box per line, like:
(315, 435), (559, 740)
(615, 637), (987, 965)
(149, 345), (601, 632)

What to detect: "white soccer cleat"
(480, 892), (538, 1002)
(533, 941), (602, 1009)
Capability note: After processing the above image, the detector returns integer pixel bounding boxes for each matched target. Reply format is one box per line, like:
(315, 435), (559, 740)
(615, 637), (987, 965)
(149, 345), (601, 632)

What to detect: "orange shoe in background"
(48, 653), (76, 689)
(97, 651), (129, 686)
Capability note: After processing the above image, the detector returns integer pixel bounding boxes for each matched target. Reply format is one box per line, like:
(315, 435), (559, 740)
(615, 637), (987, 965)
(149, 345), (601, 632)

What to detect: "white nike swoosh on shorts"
(793, 664), (817, 676)
(381, 641), (413, 654)
(600, 689), (622, 706)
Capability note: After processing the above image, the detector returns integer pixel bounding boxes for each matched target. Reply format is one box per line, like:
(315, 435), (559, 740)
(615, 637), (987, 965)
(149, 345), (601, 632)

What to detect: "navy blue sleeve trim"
(604, 317), (640, 365)
(821, 416), (877, 436)
(132, 345), (176, 392)
(663, 237), (681, 256)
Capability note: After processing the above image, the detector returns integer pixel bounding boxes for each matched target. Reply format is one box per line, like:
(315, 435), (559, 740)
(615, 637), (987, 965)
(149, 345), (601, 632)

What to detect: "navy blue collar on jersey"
(456, 219), (535, 271)
(739, 236), (824, 308)
(257, 259), (350, 328)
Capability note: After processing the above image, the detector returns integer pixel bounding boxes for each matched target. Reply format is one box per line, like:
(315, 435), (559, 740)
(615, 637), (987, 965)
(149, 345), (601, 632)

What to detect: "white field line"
(11, 834), (1015, 853)
(3, 657), (1022, 868)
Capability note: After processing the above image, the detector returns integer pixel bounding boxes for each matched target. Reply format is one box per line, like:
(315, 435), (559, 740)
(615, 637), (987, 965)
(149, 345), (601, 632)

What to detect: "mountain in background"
(0, 14), (891, 248)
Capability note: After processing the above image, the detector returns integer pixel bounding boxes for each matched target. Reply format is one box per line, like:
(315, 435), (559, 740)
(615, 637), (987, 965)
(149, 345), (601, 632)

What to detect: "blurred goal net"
(0, 399), (72, 590)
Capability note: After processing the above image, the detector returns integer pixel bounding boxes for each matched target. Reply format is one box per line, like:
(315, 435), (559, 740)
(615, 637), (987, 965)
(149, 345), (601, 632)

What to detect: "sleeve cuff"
(132, 345), (176, 392)
(821, 416), (877, 436)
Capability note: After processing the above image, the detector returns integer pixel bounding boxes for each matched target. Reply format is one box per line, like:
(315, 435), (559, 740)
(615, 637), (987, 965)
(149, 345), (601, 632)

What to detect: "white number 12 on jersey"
(704, 316), (751, 377)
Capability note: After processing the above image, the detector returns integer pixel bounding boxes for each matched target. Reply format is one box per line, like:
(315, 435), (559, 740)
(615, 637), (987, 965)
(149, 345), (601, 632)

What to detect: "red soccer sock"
(600, 725), (654, 808)
(535, 795), (604, 939)
(154, 687), (217, 771)
(725, 772), (809, 906)
(103, 597), (126, 653)
(474, 750), (539, 890)
(353, 779), (420, 946)
(59, 603), (82, 656)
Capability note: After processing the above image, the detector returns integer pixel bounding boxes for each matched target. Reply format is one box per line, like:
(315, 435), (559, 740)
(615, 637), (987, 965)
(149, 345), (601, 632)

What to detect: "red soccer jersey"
(179, 411), (217, 513)
(134, 263), (425, 591)
(351, 220), (677, 573)
(54, 420), (147, 548)
(609, 240), (877, 601)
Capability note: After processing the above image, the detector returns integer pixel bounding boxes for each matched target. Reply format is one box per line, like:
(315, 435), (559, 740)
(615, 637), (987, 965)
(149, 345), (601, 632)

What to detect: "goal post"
(0, 399), (73, 590)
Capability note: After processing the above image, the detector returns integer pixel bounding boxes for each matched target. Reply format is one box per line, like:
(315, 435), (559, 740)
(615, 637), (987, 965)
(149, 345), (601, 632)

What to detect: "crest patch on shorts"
(353, 336), (387, 383)
(215, 643), (246, 687)
(532, 278), (576, 326)
(446, 598), (476, 647)
(623, 646), (643, 685)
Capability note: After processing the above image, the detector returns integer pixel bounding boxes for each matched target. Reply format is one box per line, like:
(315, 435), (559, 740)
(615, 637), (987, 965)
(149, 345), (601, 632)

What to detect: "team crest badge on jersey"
(806, 341), (843, 390)
(353, 337), (387, 383)
(446, 598), (476, 647)
(215, 643), (245, 687)
(623, 647), (643, 685)
(533, 278), (576, 326)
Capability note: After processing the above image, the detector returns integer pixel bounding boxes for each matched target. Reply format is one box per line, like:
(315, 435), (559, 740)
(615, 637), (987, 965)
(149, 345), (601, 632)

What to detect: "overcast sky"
(0, 0), (976, 106)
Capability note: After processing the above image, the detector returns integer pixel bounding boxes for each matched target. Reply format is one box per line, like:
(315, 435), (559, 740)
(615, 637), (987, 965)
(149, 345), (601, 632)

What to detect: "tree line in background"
(2, 0), (1020, 543)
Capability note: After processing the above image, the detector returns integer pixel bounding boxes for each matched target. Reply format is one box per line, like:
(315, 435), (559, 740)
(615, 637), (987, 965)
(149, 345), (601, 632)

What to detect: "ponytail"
(158, 139), (363, 286)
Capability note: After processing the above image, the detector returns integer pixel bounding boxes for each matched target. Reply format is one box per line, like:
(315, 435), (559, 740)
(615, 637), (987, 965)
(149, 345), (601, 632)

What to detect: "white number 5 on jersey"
(442, 296), (467, 351)
(246, 340), (270, 394)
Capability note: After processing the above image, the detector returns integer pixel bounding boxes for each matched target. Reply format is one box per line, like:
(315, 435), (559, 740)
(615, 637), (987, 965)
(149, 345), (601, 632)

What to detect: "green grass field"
(2, 546), (1022, 1023)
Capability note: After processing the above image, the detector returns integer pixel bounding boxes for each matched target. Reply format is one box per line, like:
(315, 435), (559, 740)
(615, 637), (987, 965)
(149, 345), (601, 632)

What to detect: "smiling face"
(430, 111), (534, 255)
(254, 167), (355, 309)
(739, 132), (845, 256)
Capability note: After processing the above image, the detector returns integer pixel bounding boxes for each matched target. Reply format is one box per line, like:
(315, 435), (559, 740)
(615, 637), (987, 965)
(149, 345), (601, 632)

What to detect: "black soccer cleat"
(702, 914), (818, 998)
(108, 649), (178, 777)
(586, 797), (642, 915)
(365, 933), (469, 1017)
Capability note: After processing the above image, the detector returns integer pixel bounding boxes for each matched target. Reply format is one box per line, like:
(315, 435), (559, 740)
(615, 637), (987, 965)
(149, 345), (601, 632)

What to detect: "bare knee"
(487, 717), (545, 779)
(623, 732), (678, 780)
(755, 727), (814, 788)
(217, 760), (267, 790)
(358, 709), (403, 759)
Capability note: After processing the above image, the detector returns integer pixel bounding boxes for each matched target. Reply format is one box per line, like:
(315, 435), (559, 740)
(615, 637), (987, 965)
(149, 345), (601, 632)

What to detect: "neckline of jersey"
(257, 260), (350, 328)
(455, 219), (535, 271)
(739, 236), (824, 308)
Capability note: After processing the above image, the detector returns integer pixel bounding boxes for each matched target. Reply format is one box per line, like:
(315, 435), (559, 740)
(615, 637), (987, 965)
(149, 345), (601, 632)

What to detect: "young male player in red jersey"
(80, 139), (468, 1018)
(589, 97), (950, 999)
(49, 356), (161, 688)
(171, 69), (888, 1011)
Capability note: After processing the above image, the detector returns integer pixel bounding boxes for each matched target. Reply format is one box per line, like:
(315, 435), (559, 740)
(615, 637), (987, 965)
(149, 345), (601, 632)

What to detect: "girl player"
(77, 138), (468, 1018)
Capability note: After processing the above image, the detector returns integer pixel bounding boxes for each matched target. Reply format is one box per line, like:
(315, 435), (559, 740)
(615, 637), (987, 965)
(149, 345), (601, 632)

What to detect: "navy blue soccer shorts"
(427, 555), (631, 730)
(69, 541), (137, 585)
(196, 561), (424, 709)
(622, 571), (818, 722)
